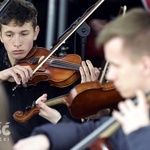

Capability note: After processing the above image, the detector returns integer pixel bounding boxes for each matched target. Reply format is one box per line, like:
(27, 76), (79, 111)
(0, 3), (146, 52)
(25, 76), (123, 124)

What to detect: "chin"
(120, 92), (134, 99)
(14, 55), (26, 60)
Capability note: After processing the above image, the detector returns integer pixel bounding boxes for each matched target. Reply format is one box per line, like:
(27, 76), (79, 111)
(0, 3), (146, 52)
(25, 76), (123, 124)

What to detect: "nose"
(106, 66), (116, 82)
(13, 35), (22, 48)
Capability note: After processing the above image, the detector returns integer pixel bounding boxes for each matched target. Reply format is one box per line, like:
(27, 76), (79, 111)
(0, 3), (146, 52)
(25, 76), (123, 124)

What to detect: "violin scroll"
(13, 105), (40, 123)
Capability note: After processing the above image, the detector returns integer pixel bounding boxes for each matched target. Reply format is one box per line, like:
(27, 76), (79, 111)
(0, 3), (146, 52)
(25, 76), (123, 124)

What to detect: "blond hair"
(97, 8), (150, 61)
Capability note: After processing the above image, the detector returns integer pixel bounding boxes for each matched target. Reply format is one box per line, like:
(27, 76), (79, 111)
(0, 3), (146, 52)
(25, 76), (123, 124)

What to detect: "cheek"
(1, 37), (8, 44)
(24, 39), (34, 49)
(119, 81), (136, 98)
(3, 41), (11, 50)
(123, 74), (140, 96)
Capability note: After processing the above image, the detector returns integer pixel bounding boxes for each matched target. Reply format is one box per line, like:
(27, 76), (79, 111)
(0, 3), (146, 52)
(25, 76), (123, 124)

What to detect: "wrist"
(51, 115), (61, 124)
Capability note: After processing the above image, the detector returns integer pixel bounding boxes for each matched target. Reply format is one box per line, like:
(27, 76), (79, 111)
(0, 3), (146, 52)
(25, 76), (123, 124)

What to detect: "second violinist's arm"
(36, 94), (61, 124)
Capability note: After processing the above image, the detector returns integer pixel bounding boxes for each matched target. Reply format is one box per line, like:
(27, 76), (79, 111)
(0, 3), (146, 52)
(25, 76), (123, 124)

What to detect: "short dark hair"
(0, 0), (38, 30)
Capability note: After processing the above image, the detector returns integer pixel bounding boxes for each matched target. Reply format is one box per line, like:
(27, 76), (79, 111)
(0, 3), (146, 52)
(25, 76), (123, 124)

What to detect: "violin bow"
(0, 0), (13, 17)
(32, 0), (105, 74)
(99, 61), (109, 84)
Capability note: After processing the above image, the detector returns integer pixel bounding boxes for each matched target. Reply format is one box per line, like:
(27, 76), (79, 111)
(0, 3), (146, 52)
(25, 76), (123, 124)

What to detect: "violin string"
(48, 58), (80, 70)
(49, 60), (80, 69)
(51, 62), (79, 70)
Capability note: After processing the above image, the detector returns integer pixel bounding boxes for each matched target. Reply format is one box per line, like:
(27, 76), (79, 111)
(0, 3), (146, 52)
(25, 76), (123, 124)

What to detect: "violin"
(12, 0), (105, 90)
(16, 46), (81, 87)
(13, 81), (123, 123)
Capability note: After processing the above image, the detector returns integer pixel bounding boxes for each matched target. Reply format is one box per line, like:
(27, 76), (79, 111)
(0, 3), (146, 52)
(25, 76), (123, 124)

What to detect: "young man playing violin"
(13, 8), (150, 150)
(0, 0), (101, 144)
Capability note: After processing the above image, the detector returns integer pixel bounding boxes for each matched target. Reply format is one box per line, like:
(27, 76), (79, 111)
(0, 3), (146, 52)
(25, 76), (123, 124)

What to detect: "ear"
(0, 32), (3, 43)
(141, 56), (150, 76)
(33, 25), (40, 41)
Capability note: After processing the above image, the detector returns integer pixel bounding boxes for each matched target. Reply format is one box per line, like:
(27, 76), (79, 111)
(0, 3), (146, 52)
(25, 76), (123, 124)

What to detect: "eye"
(21, 32), (29, 36)
(6, 33), (13, 37)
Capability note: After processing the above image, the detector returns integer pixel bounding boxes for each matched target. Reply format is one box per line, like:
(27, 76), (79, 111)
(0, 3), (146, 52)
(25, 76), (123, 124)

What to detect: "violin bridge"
(38, 56), (45, 63)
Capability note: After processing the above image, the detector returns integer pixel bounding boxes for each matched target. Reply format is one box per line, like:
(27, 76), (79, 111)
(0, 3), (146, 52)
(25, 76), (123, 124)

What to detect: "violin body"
(18, 46), (81, 87)
(67, 81), (124, 119)
(89, 138), (112, 150)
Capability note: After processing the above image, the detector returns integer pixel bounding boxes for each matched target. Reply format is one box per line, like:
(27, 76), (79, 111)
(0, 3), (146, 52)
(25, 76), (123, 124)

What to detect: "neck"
(10, 59), (17, 66)
(8, 54), (17, 66)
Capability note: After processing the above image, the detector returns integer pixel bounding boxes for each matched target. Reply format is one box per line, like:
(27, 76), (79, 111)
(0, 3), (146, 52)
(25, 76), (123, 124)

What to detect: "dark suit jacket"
(32, 116), (150, 150)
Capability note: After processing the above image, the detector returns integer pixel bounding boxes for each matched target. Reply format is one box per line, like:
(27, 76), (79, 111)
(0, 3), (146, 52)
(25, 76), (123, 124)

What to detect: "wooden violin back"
(68, 81), (123, 119)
